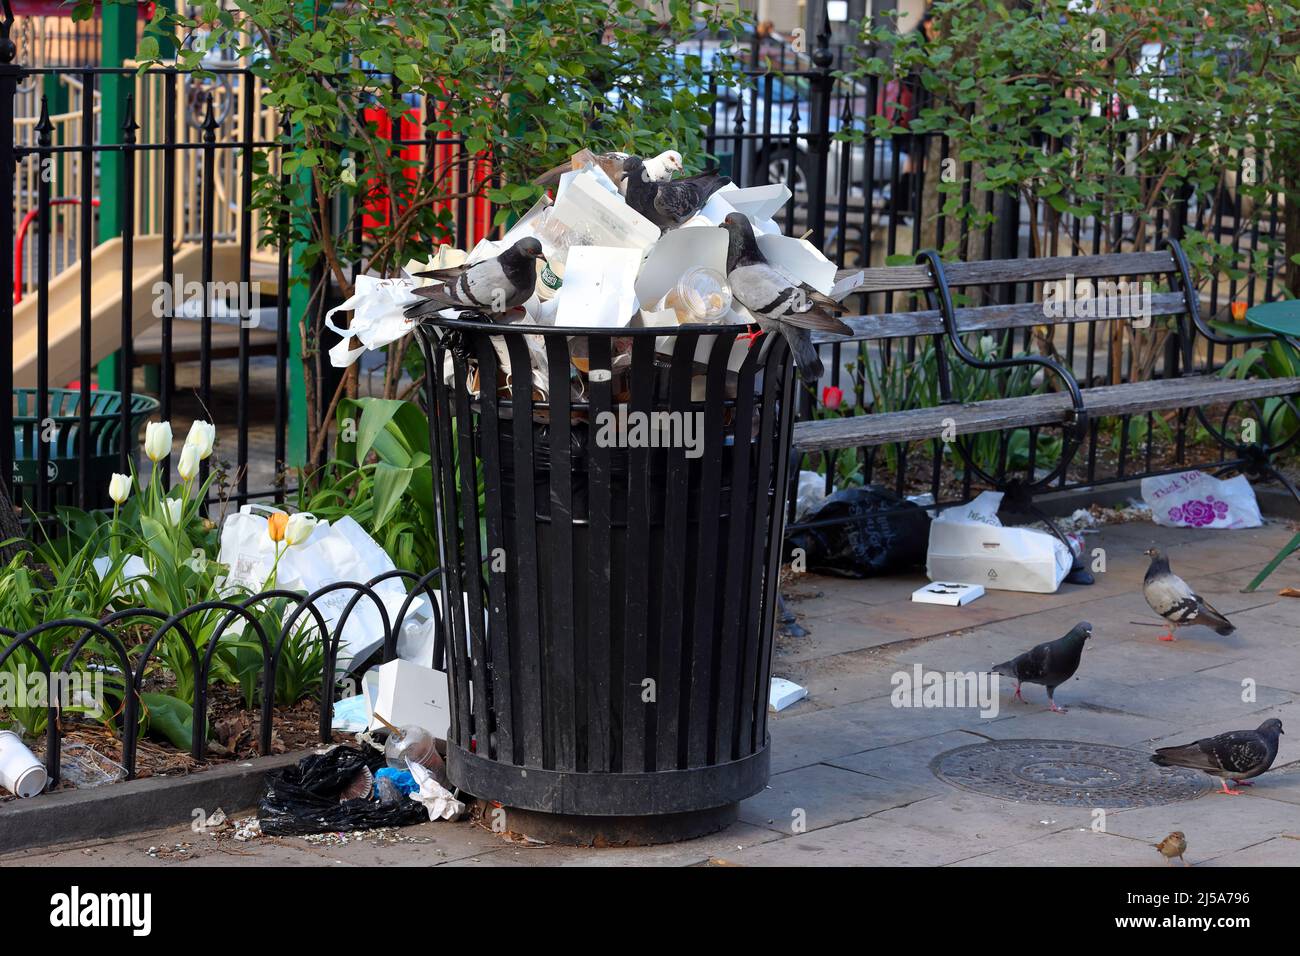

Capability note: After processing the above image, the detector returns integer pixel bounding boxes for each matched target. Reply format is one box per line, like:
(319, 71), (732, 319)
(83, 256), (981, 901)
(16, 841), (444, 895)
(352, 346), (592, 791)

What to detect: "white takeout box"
(724, 183), (792, 221)
(757, 234), (837, 295)
(634, 227), (729, 308)
(369, 658), (451, 740)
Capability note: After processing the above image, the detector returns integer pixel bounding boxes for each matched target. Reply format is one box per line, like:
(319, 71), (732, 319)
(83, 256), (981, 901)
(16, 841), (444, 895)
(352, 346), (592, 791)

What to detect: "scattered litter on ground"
(912, 582), (985, 606)
(768, 677), (808, 713)
(258, 745), (428, 836)
(297, 827), (436, 848)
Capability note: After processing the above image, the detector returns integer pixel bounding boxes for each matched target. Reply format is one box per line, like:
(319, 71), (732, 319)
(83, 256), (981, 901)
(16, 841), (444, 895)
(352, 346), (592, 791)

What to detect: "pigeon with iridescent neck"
(404, 237), (544, 321)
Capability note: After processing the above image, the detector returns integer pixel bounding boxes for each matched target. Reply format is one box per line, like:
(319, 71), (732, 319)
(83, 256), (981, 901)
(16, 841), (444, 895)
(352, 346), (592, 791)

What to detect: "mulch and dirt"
(5, 689), (352, 800)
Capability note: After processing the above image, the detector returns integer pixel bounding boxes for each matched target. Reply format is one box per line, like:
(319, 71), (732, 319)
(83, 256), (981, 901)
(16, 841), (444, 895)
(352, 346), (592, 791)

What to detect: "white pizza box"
(912, 582), (985, 606)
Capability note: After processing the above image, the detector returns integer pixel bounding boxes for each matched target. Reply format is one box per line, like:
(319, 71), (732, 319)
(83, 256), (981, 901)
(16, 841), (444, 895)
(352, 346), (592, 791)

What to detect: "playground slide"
(12, 238), (246, 389)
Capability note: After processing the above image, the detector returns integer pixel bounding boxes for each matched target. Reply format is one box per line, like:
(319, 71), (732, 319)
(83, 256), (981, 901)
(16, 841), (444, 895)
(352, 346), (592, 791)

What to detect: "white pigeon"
(1142, 547), (1235, 641)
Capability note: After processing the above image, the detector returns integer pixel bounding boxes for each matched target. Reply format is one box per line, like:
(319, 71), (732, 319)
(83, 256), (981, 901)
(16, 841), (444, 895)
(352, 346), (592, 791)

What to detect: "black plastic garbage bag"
(785, 486), (931, 578)
(258, 745), (428, 836)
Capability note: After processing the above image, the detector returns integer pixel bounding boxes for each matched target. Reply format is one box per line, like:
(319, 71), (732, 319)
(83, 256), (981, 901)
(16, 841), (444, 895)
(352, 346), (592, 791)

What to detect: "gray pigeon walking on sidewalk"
(405, 237), (545, 321)
(1142, 547), (1235, 641)
(991, 621), (1092, 713)
(622, 156), (731, 231)
(721, 213), (852, 380)
(1151, 718), (1283, 795)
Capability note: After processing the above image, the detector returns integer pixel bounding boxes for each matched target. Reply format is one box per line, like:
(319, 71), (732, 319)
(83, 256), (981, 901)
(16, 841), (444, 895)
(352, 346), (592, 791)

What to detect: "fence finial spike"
(0, 0), (17, 65)
(201, 91), (219, 133)
(813, 1), (834, 69)
(122, 92), (140, 137)
(36, 95), (53, 136)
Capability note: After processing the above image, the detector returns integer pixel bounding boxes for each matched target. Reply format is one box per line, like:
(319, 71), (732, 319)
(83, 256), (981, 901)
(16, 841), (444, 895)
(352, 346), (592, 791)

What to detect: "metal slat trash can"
(417, 318), (796, 843)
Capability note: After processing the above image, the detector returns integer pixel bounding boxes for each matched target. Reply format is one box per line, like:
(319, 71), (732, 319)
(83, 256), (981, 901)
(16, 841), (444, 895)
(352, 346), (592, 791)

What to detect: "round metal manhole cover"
(930, 739), (1214, 808)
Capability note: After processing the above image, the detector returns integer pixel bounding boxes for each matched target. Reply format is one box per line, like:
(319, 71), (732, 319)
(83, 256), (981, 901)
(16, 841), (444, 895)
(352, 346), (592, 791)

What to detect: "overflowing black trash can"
(417, 318), (796, 841)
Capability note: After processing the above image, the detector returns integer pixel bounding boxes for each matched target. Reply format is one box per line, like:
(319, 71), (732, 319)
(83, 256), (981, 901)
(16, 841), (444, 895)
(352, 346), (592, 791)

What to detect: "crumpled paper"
(406, 758), (465, 821)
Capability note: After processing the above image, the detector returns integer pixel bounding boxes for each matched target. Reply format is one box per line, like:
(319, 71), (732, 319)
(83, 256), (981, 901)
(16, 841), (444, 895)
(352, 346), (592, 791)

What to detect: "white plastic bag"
(216, 508), (432, 672)
(927, 491), (1072, 594)
(1141, 470), (1262, 530)
(325, 274), (421, 368)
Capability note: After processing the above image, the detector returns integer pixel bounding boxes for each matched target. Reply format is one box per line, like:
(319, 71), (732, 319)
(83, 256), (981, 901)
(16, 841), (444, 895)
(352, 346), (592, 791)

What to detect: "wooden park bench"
(790, 240), (1300, 580)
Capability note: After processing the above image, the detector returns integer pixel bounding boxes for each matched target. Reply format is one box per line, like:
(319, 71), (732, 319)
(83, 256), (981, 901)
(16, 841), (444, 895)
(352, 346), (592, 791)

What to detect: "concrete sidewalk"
(5, 519), (1299, 866)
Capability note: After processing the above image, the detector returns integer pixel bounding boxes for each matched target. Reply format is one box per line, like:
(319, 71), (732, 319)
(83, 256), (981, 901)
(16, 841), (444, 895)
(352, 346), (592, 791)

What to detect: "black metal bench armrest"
(917, 249), (1089, 437)
(1167, 239), (1300, 357)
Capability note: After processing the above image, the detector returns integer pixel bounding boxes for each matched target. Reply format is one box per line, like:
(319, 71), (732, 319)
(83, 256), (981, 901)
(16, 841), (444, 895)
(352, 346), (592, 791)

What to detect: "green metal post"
(97, 0), (138, 390)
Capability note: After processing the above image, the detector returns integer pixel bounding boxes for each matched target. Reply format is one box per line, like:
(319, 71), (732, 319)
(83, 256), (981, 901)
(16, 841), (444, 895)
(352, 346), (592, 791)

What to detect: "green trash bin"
(11, 388), (161, 510)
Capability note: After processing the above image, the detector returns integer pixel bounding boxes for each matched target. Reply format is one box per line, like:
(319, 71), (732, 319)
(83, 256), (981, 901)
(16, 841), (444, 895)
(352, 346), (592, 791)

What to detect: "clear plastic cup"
(384, 724), (444, 776)
(663, 267), (732, 324)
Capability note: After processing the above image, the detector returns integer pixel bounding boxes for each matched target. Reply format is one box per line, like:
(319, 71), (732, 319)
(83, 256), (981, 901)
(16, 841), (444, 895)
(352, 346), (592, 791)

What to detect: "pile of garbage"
(327, 146), (862, 396)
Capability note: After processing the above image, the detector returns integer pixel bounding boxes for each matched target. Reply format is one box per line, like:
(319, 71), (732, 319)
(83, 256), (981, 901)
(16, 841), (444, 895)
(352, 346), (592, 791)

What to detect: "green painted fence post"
(96, 0), (138, 391)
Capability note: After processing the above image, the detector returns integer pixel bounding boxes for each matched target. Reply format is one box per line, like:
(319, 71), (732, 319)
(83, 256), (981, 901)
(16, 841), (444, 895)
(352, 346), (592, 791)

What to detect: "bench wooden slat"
(814, 291), (1190, 344)
(940, 251), (1176, 286)
(792, 375), (1300, 452)
(833, 265), (934, 295)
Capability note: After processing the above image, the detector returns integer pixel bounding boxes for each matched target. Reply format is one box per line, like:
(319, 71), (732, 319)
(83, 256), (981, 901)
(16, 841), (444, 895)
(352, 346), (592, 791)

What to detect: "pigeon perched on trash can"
(622, 156), (731, 231)
(533, 148), (683, 193)
(405, 237), (545, 321)
(1150, 718), (1283, 795)
(1154, 831), (1189, 866)
(991, 621), (1092, 714)
(1142, 547), (1235, 641)
(721, 213), (852, 380)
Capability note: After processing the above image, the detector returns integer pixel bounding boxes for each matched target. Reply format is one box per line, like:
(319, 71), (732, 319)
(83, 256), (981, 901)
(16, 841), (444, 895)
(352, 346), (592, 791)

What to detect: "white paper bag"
(1141, 470), (1262, 529)
(927, 492), (1072, 593)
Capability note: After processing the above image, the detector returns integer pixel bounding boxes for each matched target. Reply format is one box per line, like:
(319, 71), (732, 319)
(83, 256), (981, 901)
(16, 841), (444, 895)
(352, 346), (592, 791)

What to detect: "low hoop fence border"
(0, 567), (446, 788)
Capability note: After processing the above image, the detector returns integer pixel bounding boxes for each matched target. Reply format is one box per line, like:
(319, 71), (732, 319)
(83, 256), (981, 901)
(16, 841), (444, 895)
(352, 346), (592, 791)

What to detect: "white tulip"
(177, 443), (200, 482)
(164, 498), (183, 525)
(144, 421), (173, 463)
(184, 420), (216, 460)
(284, 512), (318, 547)
(108, 473), (131, 505)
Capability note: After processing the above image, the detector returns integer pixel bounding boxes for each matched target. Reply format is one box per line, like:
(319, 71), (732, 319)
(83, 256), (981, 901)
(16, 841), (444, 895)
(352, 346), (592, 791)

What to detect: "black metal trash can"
(417, 318), (796, 841)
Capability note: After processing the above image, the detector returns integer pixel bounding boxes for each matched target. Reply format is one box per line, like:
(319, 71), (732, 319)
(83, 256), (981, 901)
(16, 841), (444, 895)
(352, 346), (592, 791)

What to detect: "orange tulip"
(267, 512), (289, 543)
(1231, 301), (1248, 321)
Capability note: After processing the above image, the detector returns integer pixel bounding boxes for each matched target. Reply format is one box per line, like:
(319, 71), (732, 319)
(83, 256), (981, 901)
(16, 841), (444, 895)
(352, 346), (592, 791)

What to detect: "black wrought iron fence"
(0, 568), (444, 785)
(1, 13), (1292, 526)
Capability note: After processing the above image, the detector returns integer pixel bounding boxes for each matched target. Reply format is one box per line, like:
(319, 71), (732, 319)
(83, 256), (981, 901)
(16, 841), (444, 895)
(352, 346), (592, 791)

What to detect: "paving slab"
(950, 826), (1164, 867)
(437, 821), (782, 867)
(738, 762), (940, 833)
(1197, 836), (1300, 866)
(1104, 791), (1300, 860)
